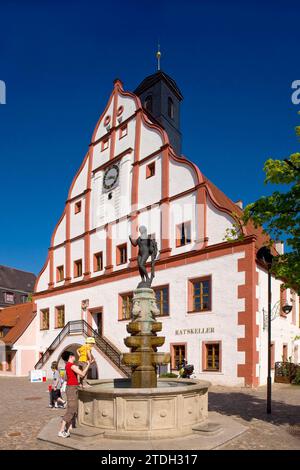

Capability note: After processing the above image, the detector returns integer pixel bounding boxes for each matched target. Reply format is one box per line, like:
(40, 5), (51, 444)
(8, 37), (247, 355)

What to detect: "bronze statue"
(129, 226), (158, 288)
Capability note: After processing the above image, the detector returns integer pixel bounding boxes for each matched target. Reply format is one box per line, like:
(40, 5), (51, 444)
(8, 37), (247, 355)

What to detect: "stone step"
(192, 421), (223, 436)
(70, 425), (105, 440)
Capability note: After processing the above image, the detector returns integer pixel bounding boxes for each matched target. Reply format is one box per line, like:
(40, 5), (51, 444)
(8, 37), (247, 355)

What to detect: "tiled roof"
(0, 265), (36, 292)
(0, 302), (36, 345)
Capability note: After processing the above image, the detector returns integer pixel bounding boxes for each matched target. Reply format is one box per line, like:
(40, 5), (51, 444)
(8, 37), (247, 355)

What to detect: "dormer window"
(144, 95), (153, 113)
(168, 97), (174, 119)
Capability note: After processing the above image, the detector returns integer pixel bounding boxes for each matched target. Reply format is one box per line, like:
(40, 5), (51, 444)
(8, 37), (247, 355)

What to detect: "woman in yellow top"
(77, 337), (95, 387)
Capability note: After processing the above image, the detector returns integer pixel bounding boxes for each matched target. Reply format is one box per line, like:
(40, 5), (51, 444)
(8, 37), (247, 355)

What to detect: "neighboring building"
(33, 71), (300, 386)
(0, 265), (36, 309)
(0, 302), (37, 376)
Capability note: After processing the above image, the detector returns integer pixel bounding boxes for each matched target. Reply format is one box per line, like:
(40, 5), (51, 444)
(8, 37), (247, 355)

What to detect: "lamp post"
(257, 246), (293, 414)
(257, 247), (274, 414)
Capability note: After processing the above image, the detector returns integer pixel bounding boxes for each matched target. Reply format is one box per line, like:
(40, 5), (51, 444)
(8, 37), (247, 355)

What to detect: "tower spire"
(156, 43), (161, 71)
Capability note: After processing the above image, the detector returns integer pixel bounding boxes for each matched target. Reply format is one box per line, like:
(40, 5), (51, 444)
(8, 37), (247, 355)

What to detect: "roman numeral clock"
(102, 163), (120, 192)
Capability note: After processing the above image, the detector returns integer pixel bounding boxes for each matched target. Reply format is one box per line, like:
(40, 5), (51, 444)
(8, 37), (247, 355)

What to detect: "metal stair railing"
(34, 319), (131, 377)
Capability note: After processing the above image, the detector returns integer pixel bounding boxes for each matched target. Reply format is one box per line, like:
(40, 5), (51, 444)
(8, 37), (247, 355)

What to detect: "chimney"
(275, 241), (284, 255)
(235, 200), (243, 209)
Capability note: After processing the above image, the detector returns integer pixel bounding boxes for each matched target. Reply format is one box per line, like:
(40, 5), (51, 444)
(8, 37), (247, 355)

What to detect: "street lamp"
(257, 246), (292, 414)
(257, 247), (273, 414)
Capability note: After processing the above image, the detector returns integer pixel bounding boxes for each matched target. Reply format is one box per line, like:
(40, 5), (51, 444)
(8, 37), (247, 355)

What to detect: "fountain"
(77, 228), (210, 439)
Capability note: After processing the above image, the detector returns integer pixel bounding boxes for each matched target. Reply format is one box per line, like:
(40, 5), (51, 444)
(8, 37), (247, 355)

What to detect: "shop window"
(176, 221), (191, 247)
(171, 344), (186, 370)
(55, 305), (65, 329)
(40, 309), (50, 330)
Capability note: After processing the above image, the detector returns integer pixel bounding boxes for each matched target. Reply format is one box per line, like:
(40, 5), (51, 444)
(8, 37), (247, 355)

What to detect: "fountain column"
(122, 288), (170, 388)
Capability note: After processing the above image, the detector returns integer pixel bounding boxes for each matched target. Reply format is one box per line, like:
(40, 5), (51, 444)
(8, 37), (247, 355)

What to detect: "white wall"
(206, 199), (236, 245)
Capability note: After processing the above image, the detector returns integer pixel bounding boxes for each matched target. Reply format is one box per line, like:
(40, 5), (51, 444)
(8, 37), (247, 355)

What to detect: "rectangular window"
(171, 344), (186, 370)
(20, 295), (28, 303)
(271, 342), (275, 369)
(189, 276), (211, 312)
(75, 201), (82, 214)
(55, 306), (65, 328)
(146, 161), (155, 178)
(176, 221), (191, 247)
(40, 309), (50, 330)
(119, 124), (128, 139)
(56, 265), (64, 282)
(282, 344), (288, 362)
(154, 285), (169, 317)
(119, 292), (133, 320)
(204, 342), (221, 371)
(101, 137), (109, 151)
(93, 252), (103, 272)
(74, 259), (83, 278)
(4, 292), (14, 303)
(116, 243), (127, 265)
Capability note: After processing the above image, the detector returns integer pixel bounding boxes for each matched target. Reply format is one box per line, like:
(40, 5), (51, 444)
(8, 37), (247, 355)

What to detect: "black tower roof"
(134, 71), (183, 101)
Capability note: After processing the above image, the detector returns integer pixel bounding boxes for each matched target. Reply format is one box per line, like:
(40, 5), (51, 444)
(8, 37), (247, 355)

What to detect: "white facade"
(33, 78), (300, 387)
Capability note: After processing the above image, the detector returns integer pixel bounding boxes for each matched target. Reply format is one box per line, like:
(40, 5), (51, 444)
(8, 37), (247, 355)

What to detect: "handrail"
(34, 320), (131, 377)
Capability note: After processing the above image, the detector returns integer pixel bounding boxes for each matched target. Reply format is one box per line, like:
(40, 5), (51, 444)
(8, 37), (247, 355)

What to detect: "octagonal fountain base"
(78, 378), (210, 440)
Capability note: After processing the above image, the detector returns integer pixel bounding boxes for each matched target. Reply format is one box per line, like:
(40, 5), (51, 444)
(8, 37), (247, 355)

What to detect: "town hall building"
(32, 70), (300, 387)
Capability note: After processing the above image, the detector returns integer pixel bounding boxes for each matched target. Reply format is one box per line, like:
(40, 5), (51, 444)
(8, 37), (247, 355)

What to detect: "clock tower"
(134, 70), (183, 155)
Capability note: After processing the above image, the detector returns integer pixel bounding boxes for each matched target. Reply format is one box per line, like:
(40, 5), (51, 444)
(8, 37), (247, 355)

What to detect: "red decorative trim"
(237, 241), (259, 387)
(83, 149), (93, 280)
(33, 237), (255, 299)
(160, 147), (171, 258)
(130, 110), (142, 262)
(65, 202), (71, 285)
(92, 148), (133, 175)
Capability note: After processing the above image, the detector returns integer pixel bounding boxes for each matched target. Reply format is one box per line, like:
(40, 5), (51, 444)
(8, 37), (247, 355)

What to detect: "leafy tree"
(242, 124), (300, 293)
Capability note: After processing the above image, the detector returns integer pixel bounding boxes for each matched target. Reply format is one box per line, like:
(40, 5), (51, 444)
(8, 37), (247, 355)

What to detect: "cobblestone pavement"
(0, 377), (299, 450)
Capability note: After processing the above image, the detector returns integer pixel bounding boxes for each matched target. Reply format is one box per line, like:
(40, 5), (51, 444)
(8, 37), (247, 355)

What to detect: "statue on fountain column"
(129, 226), (158, 288)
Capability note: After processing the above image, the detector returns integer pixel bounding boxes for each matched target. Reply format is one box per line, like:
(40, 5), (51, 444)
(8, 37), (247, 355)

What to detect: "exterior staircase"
(34, 319), (131, 377)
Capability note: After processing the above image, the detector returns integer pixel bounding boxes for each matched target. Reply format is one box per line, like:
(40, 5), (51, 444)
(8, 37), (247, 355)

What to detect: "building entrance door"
(92, 310), (102, 336)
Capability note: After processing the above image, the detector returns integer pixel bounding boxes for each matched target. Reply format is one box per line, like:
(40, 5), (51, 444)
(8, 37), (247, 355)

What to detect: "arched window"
(168, 97), (174, 119)
(144, 95), (153, 113)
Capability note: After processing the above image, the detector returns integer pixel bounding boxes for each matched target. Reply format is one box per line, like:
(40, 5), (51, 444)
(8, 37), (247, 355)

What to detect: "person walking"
(49, 361), (66, 409)
(76, 337), (95, 387)
(58, 350), (90, 438)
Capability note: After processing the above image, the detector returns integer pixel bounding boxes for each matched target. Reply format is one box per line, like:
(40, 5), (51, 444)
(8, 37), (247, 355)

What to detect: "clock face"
(103, 164), (119, 191)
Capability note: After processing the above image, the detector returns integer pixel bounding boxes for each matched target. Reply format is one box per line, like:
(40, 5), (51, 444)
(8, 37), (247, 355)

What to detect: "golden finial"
(156, 43), (161, 71)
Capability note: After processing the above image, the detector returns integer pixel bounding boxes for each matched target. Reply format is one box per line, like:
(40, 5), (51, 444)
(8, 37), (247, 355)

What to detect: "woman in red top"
(58, 350), (90, 438)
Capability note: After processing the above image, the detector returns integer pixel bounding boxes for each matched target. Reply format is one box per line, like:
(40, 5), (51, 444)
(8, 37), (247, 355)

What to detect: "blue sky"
(0, 0), (299, 275)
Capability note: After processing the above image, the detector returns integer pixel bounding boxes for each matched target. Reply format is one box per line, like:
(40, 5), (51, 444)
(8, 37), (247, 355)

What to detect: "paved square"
(0, 377), (299, 450)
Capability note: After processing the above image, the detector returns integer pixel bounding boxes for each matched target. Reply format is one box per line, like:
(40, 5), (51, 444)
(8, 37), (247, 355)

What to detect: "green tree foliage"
(242, 126), (300, 293)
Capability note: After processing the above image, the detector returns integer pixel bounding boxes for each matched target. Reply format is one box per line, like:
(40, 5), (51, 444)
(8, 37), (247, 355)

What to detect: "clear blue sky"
(0, 0), (299, 275)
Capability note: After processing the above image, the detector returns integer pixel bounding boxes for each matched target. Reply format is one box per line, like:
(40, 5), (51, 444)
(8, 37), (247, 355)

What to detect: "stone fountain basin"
(78, 378), (210, 440)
